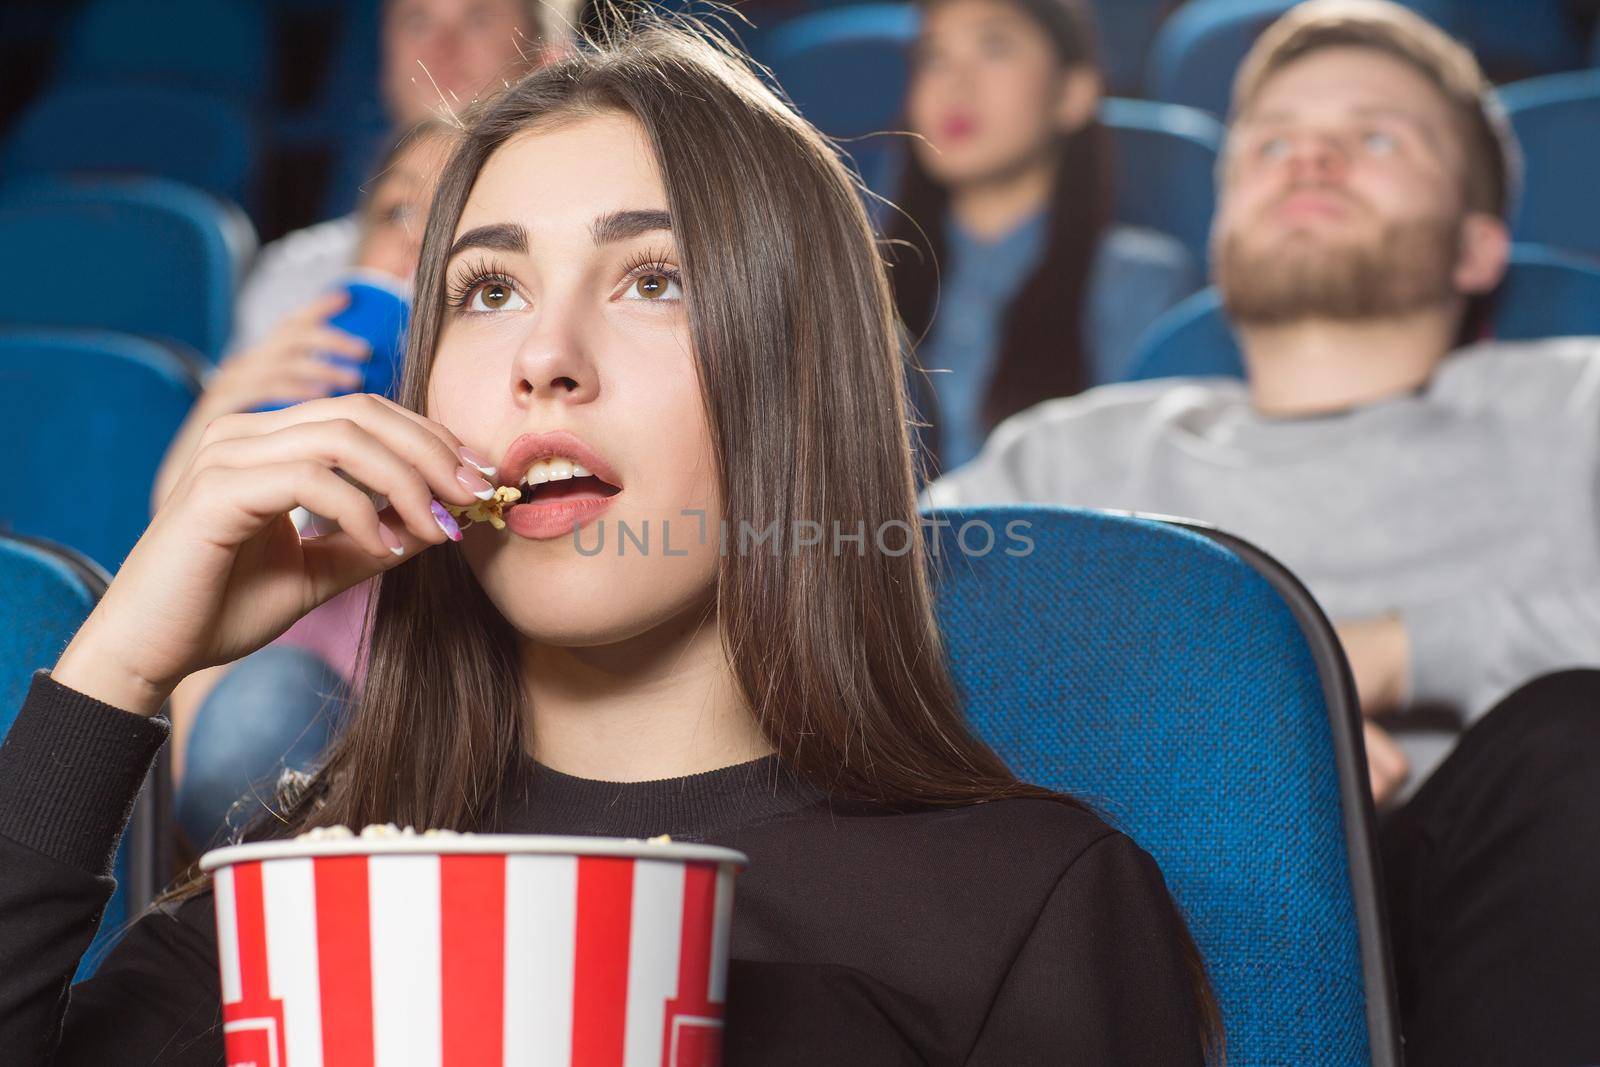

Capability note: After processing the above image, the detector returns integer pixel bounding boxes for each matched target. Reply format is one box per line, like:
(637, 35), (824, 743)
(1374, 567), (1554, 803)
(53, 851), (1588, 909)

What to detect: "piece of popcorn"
(297, 824), (356, 841)
(443, 485), (521, 531)
(647, 834), (672, 845)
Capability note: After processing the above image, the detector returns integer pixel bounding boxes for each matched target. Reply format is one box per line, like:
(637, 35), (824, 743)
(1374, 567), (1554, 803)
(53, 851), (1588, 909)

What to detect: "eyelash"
(444, 256), (517, 312)
(443, 250), (684, 312)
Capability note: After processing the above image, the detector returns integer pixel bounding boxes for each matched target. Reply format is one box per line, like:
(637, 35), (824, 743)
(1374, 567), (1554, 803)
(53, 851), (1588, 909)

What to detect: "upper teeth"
(521, 456), (592, 485)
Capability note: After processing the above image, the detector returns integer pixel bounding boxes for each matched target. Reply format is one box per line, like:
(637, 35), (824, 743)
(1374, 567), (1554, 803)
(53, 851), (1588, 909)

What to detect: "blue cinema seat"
(0, 329), (201, 574)
(2, 84), (260, 209)
(927, 504), (1400, 1064)
(0, 532), (170, 981)
(1101, 97), (1225, 268)
(1502, 70), (1600, 261)
(0, 182), (238, 363)
(762, 3), (920, 192)
(1449, 0), (1584, 82)
(1124, 244), (1600, 382)
(55, 0), (274, 103)
(1088, 0), (1172, 97)
(0, 174), (257, 302)
(1146, 0), (1461, 116)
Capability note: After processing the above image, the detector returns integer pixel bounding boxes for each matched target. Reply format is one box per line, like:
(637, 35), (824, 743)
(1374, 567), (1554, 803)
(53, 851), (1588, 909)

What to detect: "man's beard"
(1215, 206), (1461, 326)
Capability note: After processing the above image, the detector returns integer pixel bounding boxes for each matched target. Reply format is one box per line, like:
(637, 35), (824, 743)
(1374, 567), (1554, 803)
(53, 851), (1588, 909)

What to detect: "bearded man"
(923, 2), (1600, 1061)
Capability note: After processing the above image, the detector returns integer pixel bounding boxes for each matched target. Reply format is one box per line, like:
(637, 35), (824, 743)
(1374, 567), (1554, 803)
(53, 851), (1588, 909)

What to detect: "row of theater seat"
(10, 0), (1600, 252)
(0, 502), (1402, 1063)
(15, 0), (1599, 120)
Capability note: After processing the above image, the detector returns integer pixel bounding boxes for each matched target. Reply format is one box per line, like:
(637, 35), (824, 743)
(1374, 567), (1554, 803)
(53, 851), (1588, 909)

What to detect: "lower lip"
(942, 118), (976, 141)
(1277, 197), (1348, 221)
(504, 494), (618, 540)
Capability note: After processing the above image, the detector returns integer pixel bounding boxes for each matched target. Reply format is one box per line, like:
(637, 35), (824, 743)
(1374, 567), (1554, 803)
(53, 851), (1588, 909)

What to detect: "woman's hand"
(205, 290), (373, 414)
(56, 394), (493, 716)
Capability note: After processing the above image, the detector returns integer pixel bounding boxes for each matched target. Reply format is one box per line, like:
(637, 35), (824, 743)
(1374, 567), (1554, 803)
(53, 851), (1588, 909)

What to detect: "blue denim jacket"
(921, 212), (1199, 468)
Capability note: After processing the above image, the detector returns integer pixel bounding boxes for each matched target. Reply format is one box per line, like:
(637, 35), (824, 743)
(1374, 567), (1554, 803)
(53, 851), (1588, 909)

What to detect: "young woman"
(891, 0), (1199, 470)
(0, 18), (1218, 1063)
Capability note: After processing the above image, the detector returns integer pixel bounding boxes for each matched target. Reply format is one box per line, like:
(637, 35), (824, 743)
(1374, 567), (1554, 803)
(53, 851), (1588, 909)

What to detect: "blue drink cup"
(253, 271), (411, 413)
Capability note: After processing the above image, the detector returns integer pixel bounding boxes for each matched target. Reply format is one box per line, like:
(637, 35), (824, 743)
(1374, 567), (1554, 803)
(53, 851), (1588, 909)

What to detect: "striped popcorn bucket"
(198, 835), (749, 1067)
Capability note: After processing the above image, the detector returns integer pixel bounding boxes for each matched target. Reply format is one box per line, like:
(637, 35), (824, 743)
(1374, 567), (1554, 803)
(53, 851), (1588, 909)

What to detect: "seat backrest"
(0, 174), (253, 298)
(1123, 287), (1240, 382)
(1101, 97), (1225, 267)
(926, 504), (1398, 1064)
(1449, 0), (1582, 82)
(1146, 0), (1461, 116)
(2, 83), (258, 208)
(1492, 243), (1600, 339)
(0, 329), (200, 573)
(762, 3), (919, 140)
(0, 185), (235, 362)
(0, 532), (169, 981)
(1503, 70), (1600, 261)
(1124, 244), (1600, 382)
(1087, 0), (1173, 96)
(57, 0), (273, 102)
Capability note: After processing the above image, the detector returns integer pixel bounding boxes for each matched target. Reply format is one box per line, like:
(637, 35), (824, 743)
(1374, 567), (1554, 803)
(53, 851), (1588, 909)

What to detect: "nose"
(1286, 133), (1348, 183)
(510, 306), (601, 407)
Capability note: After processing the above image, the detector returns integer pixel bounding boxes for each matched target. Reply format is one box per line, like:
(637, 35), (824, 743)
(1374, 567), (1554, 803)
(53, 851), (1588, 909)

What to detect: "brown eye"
(624, 270), (681, 302)
(465, 279), (526, 312)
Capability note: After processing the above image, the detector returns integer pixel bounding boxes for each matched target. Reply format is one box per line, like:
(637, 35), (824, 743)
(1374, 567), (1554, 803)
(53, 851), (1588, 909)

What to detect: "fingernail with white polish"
(458, 447), (496, 478)
(456, 465), (495, 500)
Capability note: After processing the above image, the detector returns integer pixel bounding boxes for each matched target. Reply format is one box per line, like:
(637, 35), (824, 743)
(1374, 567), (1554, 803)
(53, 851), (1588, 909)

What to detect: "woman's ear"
(1453, 212), (1511, 296)
(1053, 66), (1101, 134)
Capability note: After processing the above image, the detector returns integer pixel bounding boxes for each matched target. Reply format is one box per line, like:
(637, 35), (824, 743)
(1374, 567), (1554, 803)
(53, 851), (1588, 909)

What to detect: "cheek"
(1350, 166), (1435, 219)
(424, 335), (503, 436)
(618, 345), (719, 521)
(969, 65), (1059, 151)
(906, 72), (944, 136)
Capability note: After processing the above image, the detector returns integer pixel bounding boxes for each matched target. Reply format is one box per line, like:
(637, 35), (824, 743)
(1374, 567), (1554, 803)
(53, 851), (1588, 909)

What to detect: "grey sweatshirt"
(923, 338), (1600, 788)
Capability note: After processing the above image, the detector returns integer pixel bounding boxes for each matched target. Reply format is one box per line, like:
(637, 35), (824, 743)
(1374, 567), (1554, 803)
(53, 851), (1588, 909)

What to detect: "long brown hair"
(889, 0), (1112, 470)
(168, 13), (1219, 1057)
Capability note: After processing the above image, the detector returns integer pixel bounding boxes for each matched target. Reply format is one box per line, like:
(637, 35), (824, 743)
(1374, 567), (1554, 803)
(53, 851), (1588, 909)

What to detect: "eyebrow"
(448, 222), (527, 258)
(445, 210), (673, 260)
(591, 209), (672, 244)
(1245, 104), (1436, 136)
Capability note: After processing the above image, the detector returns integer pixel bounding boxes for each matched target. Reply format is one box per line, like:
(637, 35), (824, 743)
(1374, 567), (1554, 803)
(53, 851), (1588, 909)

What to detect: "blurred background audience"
(890, 0), (1197, 469)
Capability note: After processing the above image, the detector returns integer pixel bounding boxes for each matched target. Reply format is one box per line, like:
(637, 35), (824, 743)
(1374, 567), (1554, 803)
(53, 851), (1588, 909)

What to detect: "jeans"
(176, 644), (352, 849)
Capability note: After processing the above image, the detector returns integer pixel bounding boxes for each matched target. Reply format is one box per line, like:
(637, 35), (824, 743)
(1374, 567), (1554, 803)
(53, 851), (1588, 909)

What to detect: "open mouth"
(518, 467), (630, 505)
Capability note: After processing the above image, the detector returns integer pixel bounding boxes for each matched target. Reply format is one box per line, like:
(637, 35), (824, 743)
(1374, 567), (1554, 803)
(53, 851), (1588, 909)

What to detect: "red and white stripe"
(213, 854), (737, 1067)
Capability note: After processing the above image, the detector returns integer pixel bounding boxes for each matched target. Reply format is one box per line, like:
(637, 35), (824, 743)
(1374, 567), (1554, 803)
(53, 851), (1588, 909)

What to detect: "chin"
(468, 542), (719, 649)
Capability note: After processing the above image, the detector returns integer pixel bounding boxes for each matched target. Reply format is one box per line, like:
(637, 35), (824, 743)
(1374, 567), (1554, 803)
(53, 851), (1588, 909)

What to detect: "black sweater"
(0, 669), (1205, 1065)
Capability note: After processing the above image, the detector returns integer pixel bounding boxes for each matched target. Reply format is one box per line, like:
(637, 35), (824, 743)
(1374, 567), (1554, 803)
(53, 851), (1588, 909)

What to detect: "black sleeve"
(0, 669), (223, 1065)
(964, 833), (1208, 1066)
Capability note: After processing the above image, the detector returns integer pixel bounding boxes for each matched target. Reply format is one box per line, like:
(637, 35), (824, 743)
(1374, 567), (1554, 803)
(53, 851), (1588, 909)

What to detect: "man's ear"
(1454, 212), (1511, 296)
(1054, 66), (1101, 133)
